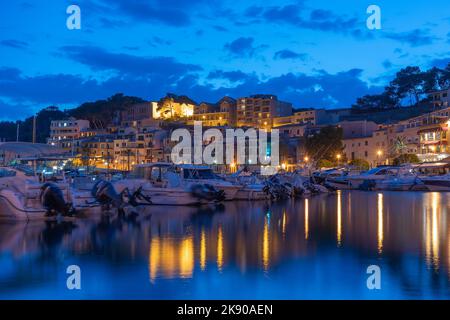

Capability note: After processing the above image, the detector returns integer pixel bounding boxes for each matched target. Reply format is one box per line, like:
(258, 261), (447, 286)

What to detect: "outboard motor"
(127, 186), (152, 207)
(91, 180), (123, 210)
(40, 183), (73, 216)
(191, 184), (225, 202)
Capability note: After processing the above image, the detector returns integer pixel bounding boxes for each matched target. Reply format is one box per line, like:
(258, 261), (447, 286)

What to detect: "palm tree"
(393, 136), (407, 155)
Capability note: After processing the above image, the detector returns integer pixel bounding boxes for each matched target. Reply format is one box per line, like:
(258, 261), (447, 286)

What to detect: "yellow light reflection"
(377, 193), (384, 254)
(305, 198), (309, 240)
(200, 229), (206, 271)
(263, 215), (270, 270)
(337, 190), (342, 247)
(424, 192), (441, 270)
(217, 225), (224, 272)
(282, 211), (287, 238)
(431, 192), (440, 269)
(148, 236), (194, 282)
(179, 237), (194, 278)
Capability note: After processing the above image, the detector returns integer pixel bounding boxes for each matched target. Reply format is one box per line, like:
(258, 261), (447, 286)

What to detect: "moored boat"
(114, 163), (225, 206)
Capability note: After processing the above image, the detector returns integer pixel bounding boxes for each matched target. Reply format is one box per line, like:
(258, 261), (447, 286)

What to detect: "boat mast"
(32, 115), (36, 144)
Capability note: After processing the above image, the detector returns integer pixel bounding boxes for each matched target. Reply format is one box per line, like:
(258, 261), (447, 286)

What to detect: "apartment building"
(273, 109), (328, 127)
(397, 106), (450, 161)
(343, 128), (389, 167)
(429, 89), (450, 108)
(236, 94), (292, 129)
(188, 97), (237, 127)
(48, 118), (90, 150)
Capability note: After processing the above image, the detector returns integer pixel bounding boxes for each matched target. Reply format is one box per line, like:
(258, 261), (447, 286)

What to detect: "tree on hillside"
(157, 95), (176, 118)
(352, 63), (450, 110)
(69, 93), (145, 126)
(389, 66), (425, 106)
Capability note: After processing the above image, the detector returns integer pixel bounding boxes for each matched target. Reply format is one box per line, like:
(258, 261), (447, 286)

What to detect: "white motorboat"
(176, 164), (240, 200)
(114, 163), (225, 206)
(326, 166), (403, 190)
(0, 167), (74, 221)
(374, 174), (427, 191)
(228, 172), (269, 200)
(419, 173), (450, 191)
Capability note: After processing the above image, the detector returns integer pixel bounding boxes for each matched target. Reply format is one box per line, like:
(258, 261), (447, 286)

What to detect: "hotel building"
(236, 94), (292, 129)
(188, 97), (237, 127)
(48, 118), (90, 151)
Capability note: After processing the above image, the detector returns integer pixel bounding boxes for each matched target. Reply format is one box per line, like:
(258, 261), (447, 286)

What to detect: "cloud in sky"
(1, 0), (449, 121)
(0, 99), (35, 121)
(86, 0), (219, 27)
(224, 37), (259, 57)
(60, 45), (202, 77)
(207, 70), (249, 82)
(1, 39), (28, 49)
(274, 50), (308, 60)
(384, 29), (438, 47)
(244, 4), (363, 37)
(0, 56), (382, 121)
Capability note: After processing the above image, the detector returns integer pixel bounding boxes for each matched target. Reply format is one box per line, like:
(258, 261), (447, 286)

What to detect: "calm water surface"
(0, 191), (449, 299)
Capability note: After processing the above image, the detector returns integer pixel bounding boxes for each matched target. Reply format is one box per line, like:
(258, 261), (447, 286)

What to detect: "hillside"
(0, 93), (145, 143)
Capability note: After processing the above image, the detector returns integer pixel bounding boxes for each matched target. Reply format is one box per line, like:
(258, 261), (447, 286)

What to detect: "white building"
(48, 118), (90, 150)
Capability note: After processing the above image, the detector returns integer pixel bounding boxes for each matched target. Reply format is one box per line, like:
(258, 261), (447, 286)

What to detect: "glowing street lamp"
(336, 154), (341, 166)
(377, 150), (382, 165)
(304, 156), (309, 163)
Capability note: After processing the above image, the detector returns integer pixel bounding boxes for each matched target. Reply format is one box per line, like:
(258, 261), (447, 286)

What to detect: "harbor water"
(0, 191), (449, 299)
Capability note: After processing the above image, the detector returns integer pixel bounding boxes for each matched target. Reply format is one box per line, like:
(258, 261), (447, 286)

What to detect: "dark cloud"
(0, 67), (106, 104)
(213, 25), (228, 32)
(310, 9), (334, 20)
(384, 29), (438, 47)
(224, 37), (257, 57)
(274, 50), (307, 60)
(430, 56), (450, 69)
(60, 45), (201, 77)
(0, 64), (380, 114)
(382, 60), (393, 69)
(87, 0), (217, 27)
(263, 4), (304, 24)
(0, 99), (35, 121)
(148, 36), (172, 47)
(243, 4), (364, 37)
(244, 6), (264, 17)
(207, 70), (250, 82)
(1, 39), (28, 49)
(99, 18), (127, 29)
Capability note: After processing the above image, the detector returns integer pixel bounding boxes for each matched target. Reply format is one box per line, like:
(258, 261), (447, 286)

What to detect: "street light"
(304, 156), (309, 162)
(336, 154), (341, 166)
(377, 150), (382, 165)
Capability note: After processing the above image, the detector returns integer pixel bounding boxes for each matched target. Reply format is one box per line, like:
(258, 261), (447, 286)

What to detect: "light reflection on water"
(0, 191), (449, 299)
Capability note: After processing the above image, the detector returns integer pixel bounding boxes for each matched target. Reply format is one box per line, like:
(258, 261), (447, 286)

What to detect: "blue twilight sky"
(0, 0), (449, 120)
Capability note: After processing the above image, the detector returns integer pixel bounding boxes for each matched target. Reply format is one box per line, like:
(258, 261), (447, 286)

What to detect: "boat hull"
(235, 185), (269, 200)
(420, 179), (450, 191)
(0, 190), (47, 221)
